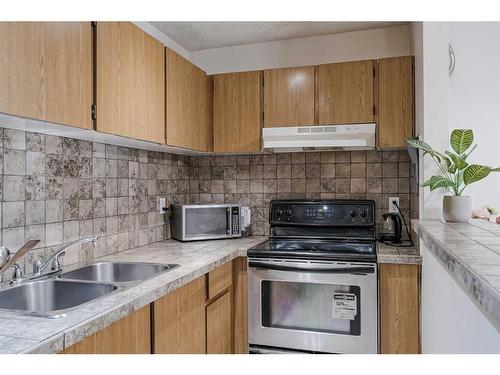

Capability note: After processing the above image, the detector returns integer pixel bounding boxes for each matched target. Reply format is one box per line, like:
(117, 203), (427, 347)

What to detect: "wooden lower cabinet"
(61, 304), (151, 354)
(379, 263), (420, 354)
(62, 259), (247, 355)
(206, 290), (232, 354)
(208, 261), (232, 300)
(153, 275), (206, 354)
(232, 257), (248, 353)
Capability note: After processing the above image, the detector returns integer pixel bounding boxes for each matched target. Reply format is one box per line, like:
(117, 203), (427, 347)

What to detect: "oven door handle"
(248, 261), (375, 274)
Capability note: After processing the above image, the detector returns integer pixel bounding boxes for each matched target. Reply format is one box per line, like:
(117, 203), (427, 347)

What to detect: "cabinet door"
(377, 56), (414, 149)
(264, 66), (315, 127)
(232, 257), (248, 354)
(166, 49), (211, 151)
(207, 290), (232, 354)
(61, 304), (151, 354)
(60, 333), (97, 354)
(0, 22), (92, 129)
(153, 276), (206, 353)
(317, 60), (374, 125)
(213, 71), (262, 153)
(96, 22), (165, 143)
(379, 263), (420, 354)
(208, 260), (232, 300)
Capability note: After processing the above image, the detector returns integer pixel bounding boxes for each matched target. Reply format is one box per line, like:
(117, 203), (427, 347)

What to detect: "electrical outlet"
(389, 197), (400, 213)
(159, 197), (166, 214)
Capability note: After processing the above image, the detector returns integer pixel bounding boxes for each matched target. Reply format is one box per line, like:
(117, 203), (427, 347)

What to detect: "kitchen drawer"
(207, 261), (232, 300)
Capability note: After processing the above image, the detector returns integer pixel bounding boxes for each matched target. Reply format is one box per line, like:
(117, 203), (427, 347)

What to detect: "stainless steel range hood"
(262, 124), (376, 153)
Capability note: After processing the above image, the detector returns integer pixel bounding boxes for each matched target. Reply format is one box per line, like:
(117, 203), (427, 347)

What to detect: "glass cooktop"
(247, 239), (377, 262)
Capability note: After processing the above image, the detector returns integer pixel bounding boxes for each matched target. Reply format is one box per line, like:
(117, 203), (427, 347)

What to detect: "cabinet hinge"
(91, 104), (97, 121)
(373, 105), (377, 116)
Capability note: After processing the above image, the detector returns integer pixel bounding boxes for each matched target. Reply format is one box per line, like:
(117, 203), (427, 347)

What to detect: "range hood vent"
(262, 124), (376, 153)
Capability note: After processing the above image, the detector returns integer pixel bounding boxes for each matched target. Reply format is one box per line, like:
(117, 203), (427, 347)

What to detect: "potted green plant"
(406, 129), (500, 223)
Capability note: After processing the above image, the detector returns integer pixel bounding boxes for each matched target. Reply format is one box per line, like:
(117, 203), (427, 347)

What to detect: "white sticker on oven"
(332, 293), (357, 320)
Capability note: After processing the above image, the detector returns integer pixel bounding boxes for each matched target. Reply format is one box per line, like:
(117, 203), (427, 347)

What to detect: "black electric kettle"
(378, 213), (402, 244)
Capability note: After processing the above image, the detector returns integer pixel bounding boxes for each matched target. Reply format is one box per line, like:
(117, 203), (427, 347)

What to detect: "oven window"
(185, 207), (229, 237)
(261, 281), (361, 336)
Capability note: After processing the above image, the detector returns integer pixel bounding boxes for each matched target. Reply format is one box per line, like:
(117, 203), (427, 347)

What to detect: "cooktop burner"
(248, 199), (377, 262)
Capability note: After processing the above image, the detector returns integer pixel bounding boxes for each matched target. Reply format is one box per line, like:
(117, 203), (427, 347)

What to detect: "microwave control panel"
(231, 207), (240, 234)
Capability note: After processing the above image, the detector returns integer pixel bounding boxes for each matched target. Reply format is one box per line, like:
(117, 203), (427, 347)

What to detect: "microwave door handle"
(248, 261), (374, 274)
(226, 207), (231, 235)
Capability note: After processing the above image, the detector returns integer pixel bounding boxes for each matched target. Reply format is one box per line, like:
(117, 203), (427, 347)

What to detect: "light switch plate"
(159, 197), (166, 214)
(389, 197), (400, 213)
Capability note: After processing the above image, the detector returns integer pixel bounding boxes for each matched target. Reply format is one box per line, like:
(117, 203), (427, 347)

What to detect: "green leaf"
(406, 138), (435, 154)
(445, 151), (468, 170)
(463, 144), (477, 160)
(442, 156), (456, 173)
(457, 170), (464, 187)
(420, 176), (455, 191)
(463, 164), (492, 185)
(450, 129), (474, 155)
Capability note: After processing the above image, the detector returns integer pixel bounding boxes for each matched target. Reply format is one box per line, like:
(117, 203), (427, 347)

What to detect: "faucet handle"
(32, 260), (42, 274)
(11, 263), (23, 283)
(51, 251), (66, 272)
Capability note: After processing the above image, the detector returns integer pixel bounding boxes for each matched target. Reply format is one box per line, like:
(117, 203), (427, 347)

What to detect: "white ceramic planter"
(443, 195), (472, 223)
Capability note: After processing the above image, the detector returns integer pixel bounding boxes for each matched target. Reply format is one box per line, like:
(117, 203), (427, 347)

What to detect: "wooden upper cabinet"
(377, 56), (414, 149)
(264, 66), (315, 127)
(317, 60), (374, 125)
(96, 22), (165, 143)
(0, 22), (93, 129)
(213, 71), (262, 153)
(166, 49), (211, 152)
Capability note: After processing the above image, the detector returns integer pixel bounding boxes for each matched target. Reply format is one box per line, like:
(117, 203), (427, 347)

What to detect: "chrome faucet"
(33, 236), (98, 276)
(0, 240), (41, 283)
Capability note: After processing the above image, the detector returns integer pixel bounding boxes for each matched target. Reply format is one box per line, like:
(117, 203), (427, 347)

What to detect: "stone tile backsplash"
(188, 150), (418, 237)
(0, 125), (418, 279)
(0, 127), (190, 278)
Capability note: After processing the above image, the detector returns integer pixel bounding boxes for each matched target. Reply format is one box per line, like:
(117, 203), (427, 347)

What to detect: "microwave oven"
(170, 204), (242, 241)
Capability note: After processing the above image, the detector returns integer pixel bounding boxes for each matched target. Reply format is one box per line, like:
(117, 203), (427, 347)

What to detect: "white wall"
(190, 24), (411, 74)
(449, 22), (500, 210)
(410, 22), (450, 219)
(421, 243), (500, 353)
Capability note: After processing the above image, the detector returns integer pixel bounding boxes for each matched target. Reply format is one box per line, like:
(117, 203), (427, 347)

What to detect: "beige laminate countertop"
(0, 236), (267, 354)
(377, 242), (421, 265)
(413, 219), (500, 331)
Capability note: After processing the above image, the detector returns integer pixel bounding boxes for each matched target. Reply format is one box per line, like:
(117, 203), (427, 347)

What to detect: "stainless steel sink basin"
(61, 262), (178, 284)
(0, 279), (117, 318)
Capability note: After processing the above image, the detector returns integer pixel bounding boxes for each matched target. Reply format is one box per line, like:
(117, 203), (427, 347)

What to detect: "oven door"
(248, 258), (378, 354)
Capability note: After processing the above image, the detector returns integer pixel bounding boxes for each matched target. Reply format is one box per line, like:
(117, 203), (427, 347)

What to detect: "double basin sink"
(0, 262), (179, 318)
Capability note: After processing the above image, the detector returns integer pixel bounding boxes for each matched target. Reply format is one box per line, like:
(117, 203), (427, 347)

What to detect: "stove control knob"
(360, 209), (368, 218)
(349, 209), (358, 218)
(277, 209), (283, 217)
(286, 209), (292, 216)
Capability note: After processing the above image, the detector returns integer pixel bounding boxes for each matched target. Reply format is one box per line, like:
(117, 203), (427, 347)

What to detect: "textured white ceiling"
(150, 21), (406, 52)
